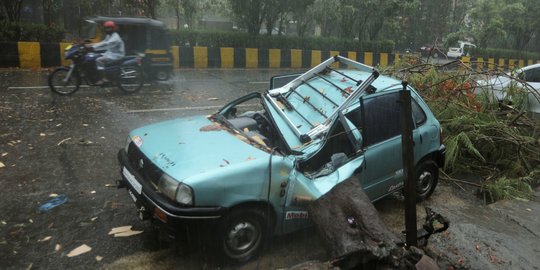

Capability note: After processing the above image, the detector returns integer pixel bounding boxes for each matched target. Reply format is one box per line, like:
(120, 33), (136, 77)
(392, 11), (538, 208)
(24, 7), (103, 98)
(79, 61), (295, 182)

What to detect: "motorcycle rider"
(85, 21), (125, 85)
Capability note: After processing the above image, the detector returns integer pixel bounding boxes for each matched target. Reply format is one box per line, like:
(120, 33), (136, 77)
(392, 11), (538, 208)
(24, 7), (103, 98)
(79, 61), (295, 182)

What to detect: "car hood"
(130, 115), (269, 182)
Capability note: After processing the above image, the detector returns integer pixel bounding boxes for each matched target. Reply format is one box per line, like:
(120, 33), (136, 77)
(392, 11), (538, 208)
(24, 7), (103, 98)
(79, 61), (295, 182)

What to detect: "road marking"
(249, 81), (267, 84)
(124, 105), (222, 113)
(8, 84), (152, 90)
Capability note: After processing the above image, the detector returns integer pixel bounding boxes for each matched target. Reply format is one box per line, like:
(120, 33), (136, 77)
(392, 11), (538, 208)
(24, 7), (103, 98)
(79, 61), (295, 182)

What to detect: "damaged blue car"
(118, 56), (445, 262)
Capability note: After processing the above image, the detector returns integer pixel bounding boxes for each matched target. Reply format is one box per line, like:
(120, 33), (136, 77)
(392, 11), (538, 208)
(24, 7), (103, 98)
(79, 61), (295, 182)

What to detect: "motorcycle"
(48, 43), (144, 95)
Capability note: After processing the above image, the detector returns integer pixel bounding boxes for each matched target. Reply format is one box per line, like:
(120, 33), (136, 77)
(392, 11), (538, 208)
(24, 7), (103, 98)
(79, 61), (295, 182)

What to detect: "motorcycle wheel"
(49, 67), (81, 95)
(117, 65), (144, 93)
(155, 70), (170, 81)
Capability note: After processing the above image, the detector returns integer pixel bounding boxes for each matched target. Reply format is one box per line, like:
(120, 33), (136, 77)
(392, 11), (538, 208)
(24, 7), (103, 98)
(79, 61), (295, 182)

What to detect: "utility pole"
(400, 81), (417, 247)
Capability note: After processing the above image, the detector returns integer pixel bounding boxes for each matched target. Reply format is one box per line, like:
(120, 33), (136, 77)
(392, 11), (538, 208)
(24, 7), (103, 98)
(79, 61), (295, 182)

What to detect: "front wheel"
(218, 208), (269, 263)
(48, 67), (81, 95)
(117, 65), (143, 93)
(415, 161), (439, 201)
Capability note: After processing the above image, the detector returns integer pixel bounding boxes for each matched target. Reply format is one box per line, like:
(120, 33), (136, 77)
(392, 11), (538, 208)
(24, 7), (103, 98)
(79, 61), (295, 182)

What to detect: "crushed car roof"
(266, 56), (402, 146)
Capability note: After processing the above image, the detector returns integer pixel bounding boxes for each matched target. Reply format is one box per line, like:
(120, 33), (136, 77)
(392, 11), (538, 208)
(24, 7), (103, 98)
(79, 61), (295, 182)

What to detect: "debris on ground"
(77, 139), (94, 146)
(0, 162), (5, 168)
(108, 226), (143, 237)
(54, 244), (61, 252)
(66, 244), (92, 257)
(38, 194), (67, 212)
(56, 138), (71, 146)
(96, 256), (103, 262)
(37, 236), (52, 242)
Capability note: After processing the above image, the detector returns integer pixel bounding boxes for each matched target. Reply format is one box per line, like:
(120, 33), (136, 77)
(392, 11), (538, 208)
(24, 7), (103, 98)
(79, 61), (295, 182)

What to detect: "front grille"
(127, 142), (164, 186)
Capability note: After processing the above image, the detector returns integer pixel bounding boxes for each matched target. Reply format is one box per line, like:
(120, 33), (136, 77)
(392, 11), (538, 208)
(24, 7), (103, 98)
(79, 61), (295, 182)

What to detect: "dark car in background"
(419, 43), (446, 58)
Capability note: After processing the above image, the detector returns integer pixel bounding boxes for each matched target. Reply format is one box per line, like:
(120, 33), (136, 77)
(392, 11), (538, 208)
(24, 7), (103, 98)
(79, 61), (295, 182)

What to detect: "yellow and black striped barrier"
(173, 46), (397, 69)
(2, 42), (539, 71)
(0, 42), (398, 69)
(461, 56), (540, 72)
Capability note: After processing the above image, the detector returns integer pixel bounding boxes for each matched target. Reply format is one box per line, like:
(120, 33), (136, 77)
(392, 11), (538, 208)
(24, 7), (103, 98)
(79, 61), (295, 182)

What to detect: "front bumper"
(117, 149), (226, 223)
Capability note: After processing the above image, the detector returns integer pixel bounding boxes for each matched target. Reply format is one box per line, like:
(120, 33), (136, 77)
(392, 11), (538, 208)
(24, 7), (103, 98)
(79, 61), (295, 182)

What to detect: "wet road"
(1, 69), (538, 270)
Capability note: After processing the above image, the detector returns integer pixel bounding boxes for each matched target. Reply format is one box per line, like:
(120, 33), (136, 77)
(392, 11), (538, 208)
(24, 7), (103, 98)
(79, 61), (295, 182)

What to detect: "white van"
(447, 41), (476, 58)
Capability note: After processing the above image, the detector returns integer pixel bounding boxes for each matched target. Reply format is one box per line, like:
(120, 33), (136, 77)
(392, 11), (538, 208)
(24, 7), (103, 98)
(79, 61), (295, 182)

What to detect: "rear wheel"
(117, 65), (143, 93)
(416, 161), (439, 201)
(49, 67), (81, 95)
(218, 208), (269, 263)
(155, 70), (170, 81)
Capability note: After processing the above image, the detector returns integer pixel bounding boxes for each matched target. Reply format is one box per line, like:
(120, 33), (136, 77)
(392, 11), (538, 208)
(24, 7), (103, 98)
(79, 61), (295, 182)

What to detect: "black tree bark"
(306, 177), (440, 270)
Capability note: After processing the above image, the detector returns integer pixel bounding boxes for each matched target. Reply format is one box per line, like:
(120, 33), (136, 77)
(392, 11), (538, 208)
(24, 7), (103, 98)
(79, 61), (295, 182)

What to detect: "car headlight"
(176, 183), (193, 205)
(158, 174), (193, 205)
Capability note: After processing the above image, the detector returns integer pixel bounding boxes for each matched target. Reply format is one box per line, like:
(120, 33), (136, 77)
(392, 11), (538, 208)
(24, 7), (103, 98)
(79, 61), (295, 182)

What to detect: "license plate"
(122, 167), (142, 194)
(128, 189), (137, 203)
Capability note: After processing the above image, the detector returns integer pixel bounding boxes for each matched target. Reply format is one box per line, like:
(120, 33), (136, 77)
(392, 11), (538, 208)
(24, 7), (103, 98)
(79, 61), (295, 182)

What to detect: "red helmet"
(103, 21), (116, 30)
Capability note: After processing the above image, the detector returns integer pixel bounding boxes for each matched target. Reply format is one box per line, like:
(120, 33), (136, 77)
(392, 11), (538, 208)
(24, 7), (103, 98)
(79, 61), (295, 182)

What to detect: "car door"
(521, 67), (540, 113)
(279, 114), (364, 234)
(354, 90), (424, 201)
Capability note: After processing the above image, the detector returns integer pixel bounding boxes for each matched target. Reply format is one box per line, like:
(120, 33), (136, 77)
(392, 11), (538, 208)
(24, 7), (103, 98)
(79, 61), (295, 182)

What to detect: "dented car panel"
(128, 115), (271, 182)
(118, 56), (445, 260)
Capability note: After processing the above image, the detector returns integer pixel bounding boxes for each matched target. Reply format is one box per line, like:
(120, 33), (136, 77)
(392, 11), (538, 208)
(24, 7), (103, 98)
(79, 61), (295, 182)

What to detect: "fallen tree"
(386, 57), (540, 201)
(298, 177), (442, 270)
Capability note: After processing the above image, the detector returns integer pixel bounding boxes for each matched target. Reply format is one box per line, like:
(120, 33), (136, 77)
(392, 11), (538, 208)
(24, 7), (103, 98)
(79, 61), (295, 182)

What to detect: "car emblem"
(138, 159), (144, 169)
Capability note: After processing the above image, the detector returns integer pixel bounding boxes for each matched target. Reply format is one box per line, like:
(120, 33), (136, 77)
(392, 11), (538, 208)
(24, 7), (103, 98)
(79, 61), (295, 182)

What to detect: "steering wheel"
(253, 113), (270, 133)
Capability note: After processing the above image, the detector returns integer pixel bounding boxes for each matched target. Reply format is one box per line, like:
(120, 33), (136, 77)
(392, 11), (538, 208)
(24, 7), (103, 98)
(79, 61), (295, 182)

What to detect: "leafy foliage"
(485, 174), (536, 201)
(471, 47), (540, 61)
(0, 21), (65, 42)
(170, 29), (395, 52)
(388, 62), (540, 201)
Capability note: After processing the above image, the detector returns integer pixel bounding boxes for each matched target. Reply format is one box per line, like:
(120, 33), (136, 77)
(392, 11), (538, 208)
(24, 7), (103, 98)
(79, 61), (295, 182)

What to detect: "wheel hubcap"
(226, 221), (259, 254)
(418, 171), (433, 195)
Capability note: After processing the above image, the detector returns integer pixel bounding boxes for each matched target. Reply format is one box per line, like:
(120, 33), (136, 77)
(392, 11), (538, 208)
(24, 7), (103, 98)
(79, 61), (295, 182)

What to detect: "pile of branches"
(385, 57), (540, 201)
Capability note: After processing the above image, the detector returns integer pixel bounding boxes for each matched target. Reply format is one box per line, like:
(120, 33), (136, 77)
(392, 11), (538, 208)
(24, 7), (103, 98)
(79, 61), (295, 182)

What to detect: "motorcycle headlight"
(158, 174), (193, 206)
(64, 45), (72, 58)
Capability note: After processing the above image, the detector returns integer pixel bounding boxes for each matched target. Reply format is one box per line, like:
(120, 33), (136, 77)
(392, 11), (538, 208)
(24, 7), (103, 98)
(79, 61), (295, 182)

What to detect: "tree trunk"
(306, 177), (440, 269)
(308, 177), (400, 260)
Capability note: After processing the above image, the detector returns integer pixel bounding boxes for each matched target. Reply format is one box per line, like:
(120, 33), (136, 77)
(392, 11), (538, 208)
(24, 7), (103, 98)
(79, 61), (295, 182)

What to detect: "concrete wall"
(1, 41), (539, 70)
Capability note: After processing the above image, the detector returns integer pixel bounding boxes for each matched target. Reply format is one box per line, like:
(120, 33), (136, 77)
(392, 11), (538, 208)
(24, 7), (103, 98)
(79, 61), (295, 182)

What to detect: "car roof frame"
(266, 55), (379, 143)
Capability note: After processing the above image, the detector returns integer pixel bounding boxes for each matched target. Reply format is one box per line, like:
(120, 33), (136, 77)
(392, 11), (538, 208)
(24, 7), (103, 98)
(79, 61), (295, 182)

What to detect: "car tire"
(218, 207), (269, 263)
(415, 161), (439, 201)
